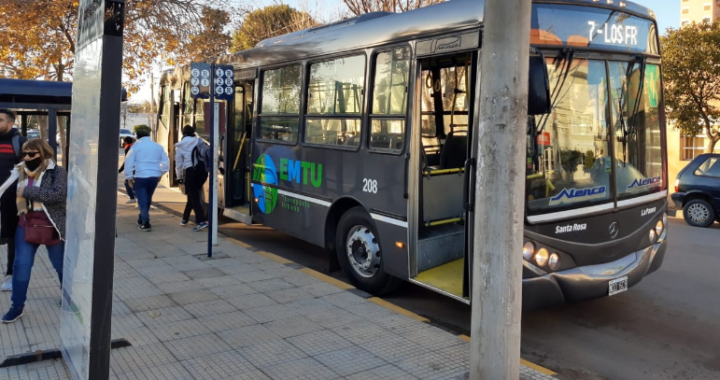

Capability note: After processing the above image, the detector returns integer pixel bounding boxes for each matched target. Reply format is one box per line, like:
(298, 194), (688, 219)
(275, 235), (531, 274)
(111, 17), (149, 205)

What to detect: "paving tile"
(182, 299), (237, 318)
(237, 339), (309, 368)
(230, 271), (275, 283)
(168, 290), (220, 306)
(217, 324), (283, 349)
(208, 283), (257, 298)
(196, 310), (258, 332)
(315, 346), (387, 376)
(148, 318), (212, 341)
(395, 350), (469, 379)
(163, 256), (211, 272)
(299, 282), (345, 297)
(321, 291), (364, 309)
(345, 364), (420, 380)
(261, 357), (339, 380)
(113, 277), (164, 300)
(402, 324), (467, 350)
(287, 329), (354, 356)
(113, 362), (195, 380)
(246, 278), (294, 293)
(225, 293), (277, 310)
(182, 268), (226, 280)
(243, 303), (299, 323)
(181, 350), (259, 380)
(162, 333), (232, 361)
(157, 280), (206, 294)
(305, 307), (365, 329)
(331, 323), (393, 345)
(195, 275), (241, 288)
(110, 342), (177, 374)
(124, 294), (177, 313)
(359, 335), (431, 364)
(265, 287), (315, 304)
(262, 315), (324, 338)
(135, 306), (194, 325)
(136, 264), (191, 284)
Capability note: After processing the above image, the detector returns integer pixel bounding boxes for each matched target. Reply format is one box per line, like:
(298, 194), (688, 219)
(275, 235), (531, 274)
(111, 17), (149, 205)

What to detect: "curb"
(121, 190), (560, 378)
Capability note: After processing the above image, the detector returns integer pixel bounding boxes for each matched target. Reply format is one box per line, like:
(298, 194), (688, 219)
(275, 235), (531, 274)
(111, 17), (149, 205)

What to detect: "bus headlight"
(548, 253), (560, 270)
(649, 229), (656, 242)
(655, 220), (664, 236)
(535, 248), (549, 267)
(662, 212), (668, 226)
(522, 242), (535, 261)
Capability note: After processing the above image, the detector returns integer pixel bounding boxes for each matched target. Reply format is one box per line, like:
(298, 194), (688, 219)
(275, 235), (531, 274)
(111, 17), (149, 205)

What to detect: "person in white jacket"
(175, 125), (208, 231)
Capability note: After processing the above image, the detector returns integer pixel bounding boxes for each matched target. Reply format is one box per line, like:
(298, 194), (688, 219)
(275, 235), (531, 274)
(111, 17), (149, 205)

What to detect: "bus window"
(182, 83), (193, 128)
(305, 55), (365, 147)
(369, 47), (409, 153)
(259, 65), (302, 143)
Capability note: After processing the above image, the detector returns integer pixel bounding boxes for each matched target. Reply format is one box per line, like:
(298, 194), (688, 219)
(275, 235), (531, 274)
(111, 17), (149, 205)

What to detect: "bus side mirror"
(528, 56), (551, 116)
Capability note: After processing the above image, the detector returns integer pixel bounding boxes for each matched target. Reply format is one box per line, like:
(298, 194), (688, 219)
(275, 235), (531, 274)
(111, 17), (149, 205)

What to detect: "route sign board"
(213, 65), (234, 100)
(190, 62), (211, 99)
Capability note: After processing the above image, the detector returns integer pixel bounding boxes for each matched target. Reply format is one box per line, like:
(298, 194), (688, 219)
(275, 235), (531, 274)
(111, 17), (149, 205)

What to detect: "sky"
(131, 0), (681, 103)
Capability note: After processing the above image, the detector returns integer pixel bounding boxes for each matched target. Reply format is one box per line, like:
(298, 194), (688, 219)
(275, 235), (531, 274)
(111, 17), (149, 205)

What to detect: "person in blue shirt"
(124, 125), (169, 231)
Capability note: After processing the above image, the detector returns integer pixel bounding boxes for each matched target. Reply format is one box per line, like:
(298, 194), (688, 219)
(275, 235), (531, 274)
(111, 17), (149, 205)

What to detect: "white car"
(119, 128), (136, 147)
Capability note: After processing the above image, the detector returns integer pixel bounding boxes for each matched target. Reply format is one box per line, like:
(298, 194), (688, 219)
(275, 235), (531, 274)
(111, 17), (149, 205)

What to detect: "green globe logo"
(252, 154), (278, 214)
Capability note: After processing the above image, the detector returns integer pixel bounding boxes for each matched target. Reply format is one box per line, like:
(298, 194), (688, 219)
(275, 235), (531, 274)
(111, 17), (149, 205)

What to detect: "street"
(215, 214), (720, 380)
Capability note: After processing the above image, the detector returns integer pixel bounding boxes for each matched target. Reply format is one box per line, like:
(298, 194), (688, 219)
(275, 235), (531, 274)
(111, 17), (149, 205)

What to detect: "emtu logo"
(252, 154), (278, 214)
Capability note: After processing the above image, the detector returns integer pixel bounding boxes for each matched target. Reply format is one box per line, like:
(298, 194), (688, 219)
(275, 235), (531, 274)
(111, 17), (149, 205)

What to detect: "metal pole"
(469, 0), (531, 379)
(212, 102), (219, 246)
(208, 63), (215, 258)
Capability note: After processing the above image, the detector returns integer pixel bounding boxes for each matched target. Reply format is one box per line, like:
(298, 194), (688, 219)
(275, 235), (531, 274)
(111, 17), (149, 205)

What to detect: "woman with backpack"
(174, 125), (208, 231)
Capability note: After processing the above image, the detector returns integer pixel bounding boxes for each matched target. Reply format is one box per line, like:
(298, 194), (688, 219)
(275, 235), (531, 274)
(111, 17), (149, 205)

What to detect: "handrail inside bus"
(424, 217), (463, 227)
(423, 167), (465, 176)
(233, 131), (247, 171)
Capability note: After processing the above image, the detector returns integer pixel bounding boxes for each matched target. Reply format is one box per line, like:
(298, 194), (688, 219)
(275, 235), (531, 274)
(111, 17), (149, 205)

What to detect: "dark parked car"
(672, 153), (720, 227)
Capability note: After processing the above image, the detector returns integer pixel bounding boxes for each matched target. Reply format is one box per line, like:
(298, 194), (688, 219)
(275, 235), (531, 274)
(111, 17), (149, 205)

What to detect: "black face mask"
(25, 158), (42, 171)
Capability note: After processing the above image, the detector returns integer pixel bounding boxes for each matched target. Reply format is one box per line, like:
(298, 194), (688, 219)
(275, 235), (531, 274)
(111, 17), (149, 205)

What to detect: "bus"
(157, 0), (668, 309)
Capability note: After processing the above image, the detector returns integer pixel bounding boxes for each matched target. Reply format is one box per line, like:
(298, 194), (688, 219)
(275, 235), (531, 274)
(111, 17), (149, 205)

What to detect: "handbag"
(23, 212), (61, 246)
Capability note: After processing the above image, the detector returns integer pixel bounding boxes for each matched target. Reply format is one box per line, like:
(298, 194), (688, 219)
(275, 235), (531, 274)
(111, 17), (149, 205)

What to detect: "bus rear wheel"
(336, 207), (398, 294)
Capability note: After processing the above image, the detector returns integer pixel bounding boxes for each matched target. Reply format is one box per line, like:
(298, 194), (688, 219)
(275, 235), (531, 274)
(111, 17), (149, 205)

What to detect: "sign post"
(191, 62), (232, 257)
(61, 1), (126, 380)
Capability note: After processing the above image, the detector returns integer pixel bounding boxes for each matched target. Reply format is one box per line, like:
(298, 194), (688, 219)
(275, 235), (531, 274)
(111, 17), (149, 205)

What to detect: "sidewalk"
(0, 192), (557, 380)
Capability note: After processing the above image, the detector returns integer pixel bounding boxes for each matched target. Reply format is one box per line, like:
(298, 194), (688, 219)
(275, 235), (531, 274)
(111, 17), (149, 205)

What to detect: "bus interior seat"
(439, 131), (467, 169)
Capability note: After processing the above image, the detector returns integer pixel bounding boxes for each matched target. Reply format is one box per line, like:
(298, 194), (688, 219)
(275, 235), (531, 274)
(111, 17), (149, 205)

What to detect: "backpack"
(191, 138), (212, 173)
(12, 134), (22, 162)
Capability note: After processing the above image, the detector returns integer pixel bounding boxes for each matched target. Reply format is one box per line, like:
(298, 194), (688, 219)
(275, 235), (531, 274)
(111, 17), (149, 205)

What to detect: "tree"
(187, 6), (233, 62)
(662, 22), (720, 153)
(343, 0), (444, 16)
(231, 5), (316, 52)
(0, 0), (237, 94)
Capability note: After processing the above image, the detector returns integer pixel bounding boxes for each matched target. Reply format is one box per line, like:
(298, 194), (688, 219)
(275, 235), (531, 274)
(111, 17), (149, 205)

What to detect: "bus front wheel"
(335, 207), (398, 294)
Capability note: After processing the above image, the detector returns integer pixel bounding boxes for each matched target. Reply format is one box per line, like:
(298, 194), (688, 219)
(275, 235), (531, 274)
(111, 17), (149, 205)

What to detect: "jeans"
(11, 225), (64, 309)
(181, 167), (207, 223)
(134, 177), (159, 225)
(124, 179), (135, 200)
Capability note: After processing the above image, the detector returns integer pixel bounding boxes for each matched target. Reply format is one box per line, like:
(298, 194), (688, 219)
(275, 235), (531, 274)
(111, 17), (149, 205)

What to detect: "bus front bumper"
(522, 234), (668, 311)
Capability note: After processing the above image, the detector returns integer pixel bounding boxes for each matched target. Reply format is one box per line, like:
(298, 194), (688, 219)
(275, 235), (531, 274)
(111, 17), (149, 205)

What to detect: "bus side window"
(369, 47), (410, 154)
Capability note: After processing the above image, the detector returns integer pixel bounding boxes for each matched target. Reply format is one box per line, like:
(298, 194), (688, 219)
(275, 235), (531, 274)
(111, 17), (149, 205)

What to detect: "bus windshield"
(526, 58), (664, 216)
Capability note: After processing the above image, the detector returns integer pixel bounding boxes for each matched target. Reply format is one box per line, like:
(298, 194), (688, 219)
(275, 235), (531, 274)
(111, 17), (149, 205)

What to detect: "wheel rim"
(346, 225), (381, 278)
(687, 203), (710, 224)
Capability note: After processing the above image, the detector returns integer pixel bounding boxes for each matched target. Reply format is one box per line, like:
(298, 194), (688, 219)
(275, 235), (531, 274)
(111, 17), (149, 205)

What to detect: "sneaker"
(137, 218), (142, 226)
(193, 222), (208, 232)
(125, 199), (136, 204)
(1, 276), (11, 292)
(2, 307), (24, 323)
(180, 220), (188, 226)
(138, 223), (152, 232)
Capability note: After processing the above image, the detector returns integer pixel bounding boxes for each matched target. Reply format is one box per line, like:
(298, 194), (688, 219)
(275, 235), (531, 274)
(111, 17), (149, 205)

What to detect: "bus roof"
(164, 0), (656, 84)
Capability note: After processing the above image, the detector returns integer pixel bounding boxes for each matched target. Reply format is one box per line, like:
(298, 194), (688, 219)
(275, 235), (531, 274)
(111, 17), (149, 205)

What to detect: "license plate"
(608, 276), (628, 296)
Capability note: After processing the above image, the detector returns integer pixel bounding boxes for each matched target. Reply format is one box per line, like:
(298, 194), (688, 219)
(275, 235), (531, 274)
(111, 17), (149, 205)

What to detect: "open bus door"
(223, 79), (254, 225)
(408, 39), (478, 303)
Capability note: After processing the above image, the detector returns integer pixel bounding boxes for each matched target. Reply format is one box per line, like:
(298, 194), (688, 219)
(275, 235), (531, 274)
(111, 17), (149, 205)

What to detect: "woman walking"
(0, 139), (67, 323)
(175, 125), (208, 231)
(119, 136), (136, 204)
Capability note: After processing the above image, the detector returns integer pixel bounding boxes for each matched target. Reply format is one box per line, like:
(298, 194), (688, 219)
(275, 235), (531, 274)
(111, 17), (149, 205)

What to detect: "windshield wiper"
(623, 57), (647, 167)
(536, 48), (575, 134)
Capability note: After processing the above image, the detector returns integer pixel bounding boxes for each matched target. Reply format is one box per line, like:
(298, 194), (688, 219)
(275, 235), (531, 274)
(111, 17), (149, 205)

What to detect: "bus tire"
(683, 199), (715, 227)
(335, 207), (399, 294)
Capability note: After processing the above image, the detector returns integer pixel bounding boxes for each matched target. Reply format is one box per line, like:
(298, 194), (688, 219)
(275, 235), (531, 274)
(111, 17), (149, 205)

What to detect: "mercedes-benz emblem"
(609, 222), (619, 239)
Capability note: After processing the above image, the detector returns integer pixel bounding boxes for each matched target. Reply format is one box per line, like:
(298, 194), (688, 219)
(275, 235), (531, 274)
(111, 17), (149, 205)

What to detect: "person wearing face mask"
(0, 109), (27, 292)
(0, 138), (67, 323)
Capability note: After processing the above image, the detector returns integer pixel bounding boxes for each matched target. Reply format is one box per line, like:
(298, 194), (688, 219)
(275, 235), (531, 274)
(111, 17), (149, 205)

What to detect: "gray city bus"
(157, 0), (668, 309)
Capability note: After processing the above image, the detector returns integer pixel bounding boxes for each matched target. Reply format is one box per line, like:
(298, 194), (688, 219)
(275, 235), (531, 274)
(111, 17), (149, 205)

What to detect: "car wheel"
(335, 206), (399, 294)
(683, 199), (716, 228)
